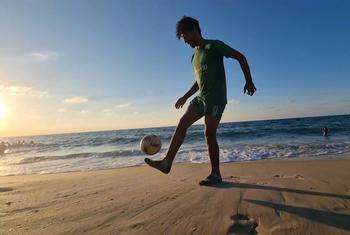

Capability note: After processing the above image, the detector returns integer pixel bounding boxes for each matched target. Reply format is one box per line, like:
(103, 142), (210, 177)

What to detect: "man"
(322, 127), (329, 137)
(145, 16), (256, 185)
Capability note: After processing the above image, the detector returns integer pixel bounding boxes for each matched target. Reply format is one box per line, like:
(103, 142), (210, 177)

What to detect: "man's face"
(181, 31), (196, 48)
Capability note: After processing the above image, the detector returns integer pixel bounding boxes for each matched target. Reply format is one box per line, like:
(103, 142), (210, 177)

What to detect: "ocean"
(0, 114), (349, 176)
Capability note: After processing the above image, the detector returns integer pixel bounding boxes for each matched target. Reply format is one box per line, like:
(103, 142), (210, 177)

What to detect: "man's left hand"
(244, 82), (256, 96)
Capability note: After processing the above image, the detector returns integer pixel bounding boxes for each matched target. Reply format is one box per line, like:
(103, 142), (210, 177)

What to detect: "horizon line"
(1, 113), (348, 139)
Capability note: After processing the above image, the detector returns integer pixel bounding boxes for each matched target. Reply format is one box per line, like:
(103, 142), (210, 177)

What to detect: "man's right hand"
(175, 96), (187, 109)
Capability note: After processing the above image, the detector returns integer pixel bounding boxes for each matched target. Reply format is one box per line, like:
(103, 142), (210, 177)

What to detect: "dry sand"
(1, 155), (350, 235)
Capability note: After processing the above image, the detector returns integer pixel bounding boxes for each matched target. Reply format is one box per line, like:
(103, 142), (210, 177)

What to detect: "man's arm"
(183, 82), (199, 100)
(227, 49), (256, 96)
(175, 82), (199, 109)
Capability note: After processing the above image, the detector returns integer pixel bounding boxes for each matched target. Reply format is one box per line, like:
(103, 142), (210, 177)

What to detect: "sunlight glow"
(0, 101), (7, 119)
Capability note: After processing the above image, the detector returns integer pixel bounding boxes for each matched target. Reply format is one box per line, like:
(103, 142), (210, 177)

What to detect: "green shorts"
(190, 96), (226, 117)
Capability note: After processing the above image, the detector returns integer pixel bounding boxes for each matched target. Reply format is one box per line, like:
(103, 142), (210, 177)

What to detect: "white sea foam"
(0, 115), (349, 176)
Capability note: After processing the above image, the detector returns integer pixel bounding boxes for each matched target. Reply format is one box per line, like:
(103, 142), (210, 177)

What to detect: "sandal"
(199, 173), (222, 186)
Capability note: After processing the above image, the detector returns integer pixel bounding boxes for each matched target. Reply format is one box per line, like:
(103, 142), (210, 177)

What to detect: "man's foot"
(199, 173), (222, 186)
(144, 158), (171, 174)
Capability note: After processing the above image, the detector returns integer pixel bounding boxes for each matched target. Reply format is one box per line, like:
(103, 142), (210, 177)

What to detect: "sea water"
(0, 114), (349, 176)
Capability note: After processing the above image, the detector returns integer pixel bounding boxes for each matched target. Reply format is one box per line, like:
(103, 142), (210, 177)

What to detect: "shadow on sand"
(0, 187), (13, 193)
(207, 181), (350, 200)
(245, 199), (350, 231)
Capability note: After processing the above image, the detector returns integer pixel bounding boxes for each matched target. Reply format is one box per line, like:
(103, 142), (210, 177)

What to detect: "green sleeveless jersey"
(191, 39), (233, 106)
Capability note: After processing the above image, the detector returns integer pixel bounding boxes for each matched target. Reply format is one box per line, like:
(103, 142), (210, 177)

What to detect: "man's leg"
(164, 103), (203, 166)
(145, 103), (203, 173)
(204, 115), (222, 177)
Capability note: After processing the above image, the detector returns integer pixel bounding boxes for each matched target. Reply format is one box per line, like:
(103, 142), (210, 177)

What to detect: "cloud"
(30, 90), (49, 99)
(3, 50), (60, 66)
(102, 109), (114, 116)
(115, 103), (131, 109)
(30, 51), (59, 62)
(64, 97), (88, 104)
(56, 108), (66, 113)
(0, 85), (49, 98)
(79, 110), (90, 114)
(0, 85), (32, 95)
(228, 99), (240, 105)
(103, 109), (112, 113)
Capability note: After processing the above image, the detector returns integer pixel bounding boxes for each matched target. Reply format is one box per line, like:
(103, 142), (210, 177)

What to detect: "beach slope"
(1, 156), (350, 234)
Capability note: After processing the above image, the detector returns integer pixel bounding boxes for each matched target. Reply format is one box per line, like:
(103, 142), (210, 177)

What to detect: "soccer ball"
(140, 135), (162, 155)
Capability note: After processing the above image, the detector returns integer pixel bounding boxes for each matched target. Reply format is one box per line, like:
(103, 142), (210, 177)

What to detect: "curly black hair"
(176, 16), (201, 39)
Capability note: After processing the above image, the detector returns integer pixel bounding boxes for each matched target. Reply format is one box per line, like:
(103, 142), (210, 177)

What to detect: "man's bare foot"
(144, 158), (171, 174)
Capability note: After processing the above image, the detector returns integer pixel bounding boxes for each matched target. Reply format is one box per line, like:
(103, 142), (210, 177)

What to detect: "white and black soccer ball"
(140, 135), (162, 155)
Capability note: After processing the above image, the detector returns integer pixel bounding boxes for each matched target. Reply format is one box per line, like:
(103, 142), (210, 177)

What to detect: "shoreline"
(1, 152), (350, 177)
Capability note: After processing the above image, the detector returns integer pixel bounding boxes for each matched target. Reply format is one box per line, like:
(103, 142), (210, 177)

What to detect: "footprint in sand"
(130, 222), (144, 229)
(227, 175), (252, 179)
(295, 174), (304, 180)
(334, 202), (349, 212)
(227, 214), (258, 235)
(273, 174), (304, 180)
(226, 176), (252, 183)
(255, 182), (268, 185)
(333, 206), (348, 213)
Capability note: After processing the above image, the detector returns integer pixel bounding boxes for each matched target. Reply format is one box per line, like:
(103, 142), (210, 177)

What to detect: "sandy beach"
(1, 155), (350, 235)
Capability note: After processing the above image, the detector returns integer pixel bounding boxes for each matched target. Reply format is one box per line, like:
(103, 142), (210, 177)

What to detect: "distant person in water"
(322, 127), (329, 137)
(0, 141), (8, 156)
(144, 16), (256, 186)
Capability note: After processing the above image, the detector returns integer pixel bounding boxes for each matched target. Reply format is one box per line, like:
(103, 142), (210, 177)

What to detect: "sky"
(0, 0), (349, 137)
